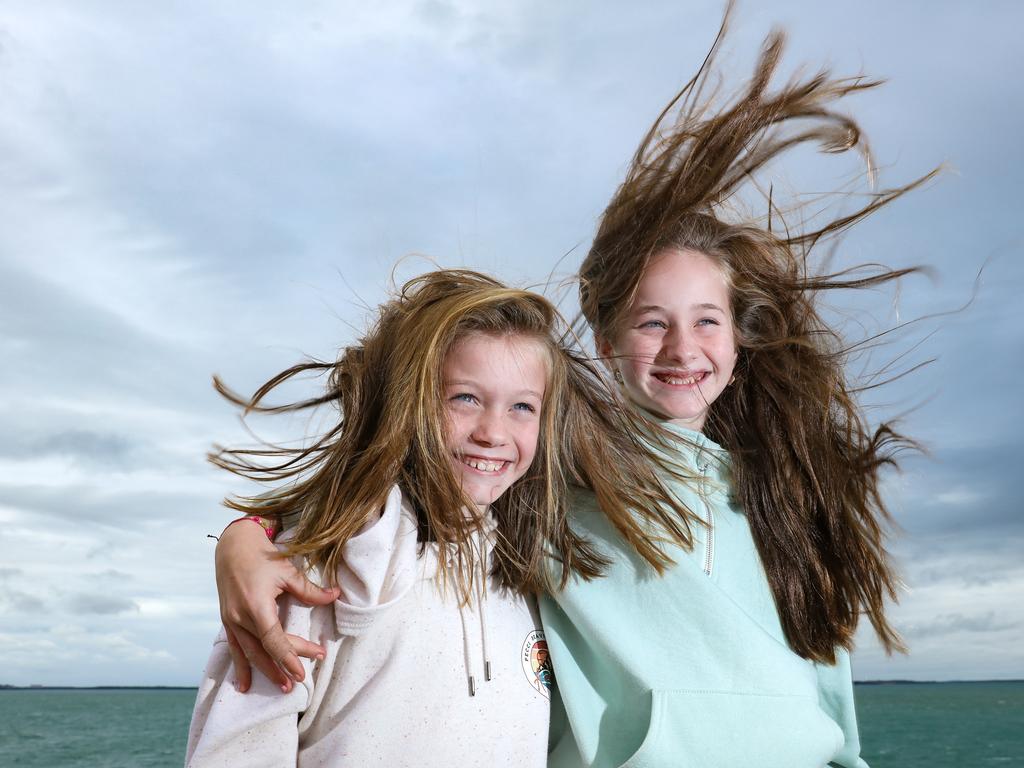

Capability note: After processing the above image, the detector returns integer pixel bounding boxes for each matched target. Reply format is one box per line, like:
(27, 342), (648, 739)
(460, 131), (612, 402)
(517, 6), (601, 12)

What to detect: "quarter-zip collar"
(631, 407), (733, 577)
(632, 406), (730, 484)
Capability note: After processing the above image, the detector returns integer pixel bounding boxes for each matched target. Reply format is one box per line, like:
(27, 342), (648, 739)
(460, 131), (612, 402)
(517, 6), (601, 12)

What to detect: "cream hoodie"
(186, 486), (551, 767)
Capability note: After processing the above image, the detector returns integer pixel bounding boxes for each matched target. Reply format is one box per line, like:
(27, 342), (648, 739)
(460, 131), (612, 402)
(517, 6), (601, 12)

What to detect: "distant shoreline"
(0, 685), (197, 691)
(851, 684), (1019, 688)
(2, 680), (1022, 690)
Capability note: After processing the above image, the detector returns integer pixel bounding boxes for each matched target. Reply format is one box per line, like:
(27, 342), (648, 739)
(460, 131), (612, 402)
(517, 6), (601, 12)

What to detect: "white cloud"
(934, 486), (985, 507)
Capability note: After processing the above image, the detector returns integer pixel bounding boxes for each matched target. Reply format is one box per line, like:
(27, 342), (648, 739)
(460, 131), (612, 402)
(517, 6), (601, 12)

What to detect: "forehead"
(443, 333), (550, 390)
(633, 248), (730, 306)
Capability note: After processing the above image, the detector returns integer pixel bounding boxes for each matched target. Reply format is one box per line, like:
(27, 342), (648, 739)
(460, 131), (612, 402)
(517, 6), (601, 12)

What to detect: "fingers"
(282, 570), (340, 607)
(227, 624), (324, 696)
(213, 518), (333, 693)
(236, 625), (294, 693)
(225, 628), (252, 693)
(227, 623), (325, 694)
(286, 633), (327, 662)
(260, 622), (307, 685)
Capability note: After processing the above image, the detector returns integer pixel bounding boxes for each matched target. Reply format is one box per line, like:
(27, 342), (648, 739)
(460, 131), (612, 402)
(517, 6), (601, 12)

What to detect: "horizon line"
(3, 679), (1024, 691)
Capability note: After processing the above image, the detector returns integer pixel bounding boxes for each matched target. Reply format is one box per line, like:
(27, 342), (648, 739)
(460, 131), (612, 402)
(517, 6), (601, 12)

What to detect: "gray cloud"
(35, 430), (136, 463)
(86, 569), (133, 581)
(894, 439), (1024, 537)
(67, 593), (140, 616)
(0, 483), (220, 529)
(0, 429), (143, 469)
(0, 589), (44, 613)
(906, 612), (1019, 640)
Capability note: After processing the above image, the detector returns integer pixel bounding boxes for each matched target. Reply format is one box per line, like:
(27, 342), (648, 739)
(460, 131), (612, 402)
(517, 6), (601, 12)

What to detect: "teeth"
(462, 457), (505, 473)
(660, 373), (701, 386)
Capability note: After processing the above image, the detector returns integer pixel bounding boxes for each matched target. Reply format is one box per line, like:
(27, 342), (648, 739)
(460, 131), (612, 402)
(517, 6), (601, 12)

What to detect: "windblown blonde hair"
(212, 269), (694, 598)
(580, 6), (937, 662)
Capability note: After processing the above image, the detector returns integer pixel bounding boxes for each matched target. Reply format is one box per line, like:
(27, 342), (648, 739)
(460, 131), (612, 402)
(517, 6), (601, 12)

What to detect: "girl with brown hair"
(186, 269), (689, 766)
(535, 9), (935, 765)
(210, 9), (933, 767)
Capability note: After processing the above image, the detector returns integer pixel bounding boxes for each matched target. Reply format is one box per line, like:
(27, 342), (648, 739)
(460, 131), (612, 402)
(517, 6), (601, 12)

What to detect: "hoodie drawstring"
(453, 529), (494, 697)
(457, 595), (478, 696)
(478, 543), (492, 682)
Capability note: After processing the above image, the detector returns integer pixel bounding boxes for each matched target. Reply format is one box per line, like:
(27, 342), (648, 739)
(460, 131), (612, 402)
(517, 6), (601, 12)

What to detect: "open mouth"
(457, 455), (511, 474)
(653, 370), (708, 387)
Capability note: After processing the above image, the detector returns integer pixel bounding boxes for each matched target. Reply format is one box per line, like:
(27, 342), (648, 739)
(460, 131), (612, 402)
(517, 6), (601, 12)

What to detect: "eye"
(512, 401), (538, 414)
(696, 317), (720, 327)
(450, 392), (478, 405)
(638, 319), (667, 330)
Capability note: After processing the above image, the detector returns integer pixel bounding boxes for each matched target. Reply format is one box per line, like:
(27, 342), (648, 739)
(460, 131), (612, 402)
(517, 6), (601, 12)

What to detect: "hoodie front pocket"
(617, 689), (665, 768)
(618, 689), (843, 768)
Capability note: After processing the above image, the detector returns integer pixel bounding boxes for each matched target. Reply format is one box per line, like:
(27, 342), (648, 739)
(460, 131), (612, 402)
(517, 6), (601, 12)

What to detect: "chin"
(464, 485), (499, 508)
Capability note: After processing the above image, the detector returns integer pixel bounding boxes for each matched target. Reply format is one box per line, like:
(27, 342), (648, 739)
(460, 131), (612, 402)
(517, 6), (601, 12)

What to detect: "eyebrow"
(444, 380), (543, 399)
(634, 303), (727, 313)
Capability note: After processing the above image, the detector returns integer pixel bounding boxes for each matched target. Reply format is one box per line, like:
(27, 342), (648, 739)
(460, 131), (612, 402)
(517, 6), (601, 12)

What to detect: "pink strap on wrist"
(227, 515), (279, 540)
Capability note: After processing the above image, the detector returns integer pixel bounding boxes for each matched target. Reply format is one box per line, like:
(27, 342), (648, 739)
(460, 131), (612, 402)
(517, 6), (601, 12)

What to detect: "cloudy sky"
(1, 1), (1021, 686)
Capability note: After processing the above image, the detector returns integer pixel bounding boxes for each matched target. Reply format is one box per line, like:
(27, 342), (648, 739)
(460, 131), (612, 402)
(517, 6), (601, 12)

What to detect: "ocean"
(0, 682), (1020, 767)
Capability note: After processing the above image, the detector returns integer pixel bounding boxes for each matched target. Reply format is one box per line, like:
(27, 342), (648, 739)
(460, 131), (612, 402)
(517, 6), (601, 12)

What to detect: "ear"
(595, 334), (615, 369)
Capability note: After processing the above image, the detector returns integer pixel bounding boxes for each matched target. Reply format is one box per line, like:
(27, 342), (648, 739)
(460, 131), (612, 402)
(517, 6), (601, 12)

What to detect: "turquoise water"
(0, 682), (1020, 766)
(856, 682), (1023, 766)
(0, 688), (194, 768)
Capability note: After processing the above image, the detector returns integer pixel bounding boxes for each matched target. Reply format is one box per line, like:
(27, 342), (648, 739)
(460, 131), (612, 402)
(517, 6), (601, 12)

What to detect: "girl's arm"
(215, 519), (339, 692)
(816, 649), (870, 768)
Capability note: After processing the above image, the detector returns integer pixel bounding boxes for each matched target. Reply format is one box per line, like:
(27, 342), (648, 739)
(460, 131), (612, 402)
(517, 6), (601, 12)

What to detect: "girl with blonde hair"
(186, 269), (689, 766)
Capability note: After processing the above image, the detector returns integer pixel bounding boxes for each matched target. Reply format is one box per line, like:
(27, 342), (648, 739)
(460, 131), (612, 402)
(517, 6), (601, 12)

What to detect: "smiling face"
(443, 333), (547, 512)
(600, 248), (738, 432)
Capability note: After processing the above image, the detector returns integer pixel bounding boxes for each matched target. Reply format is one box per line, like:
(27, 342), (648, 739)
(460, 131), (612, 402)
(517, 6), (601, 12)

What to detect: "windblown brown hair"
(211, 269), (694, 600)
(580, 6), (937, 662)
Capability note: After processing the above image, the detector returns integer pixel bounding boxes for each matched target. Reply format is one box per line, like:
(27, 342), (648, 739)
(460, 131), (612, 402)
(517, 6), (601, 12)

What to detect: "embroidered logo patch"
(521, 629), (554, 698)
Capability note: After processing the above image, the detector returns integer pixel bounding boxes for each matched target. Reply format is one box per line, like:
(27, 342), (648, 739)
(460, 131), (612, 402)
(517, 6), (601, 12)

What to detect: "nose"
(660, 325), (698, 364)
(470, 408), (508, 447)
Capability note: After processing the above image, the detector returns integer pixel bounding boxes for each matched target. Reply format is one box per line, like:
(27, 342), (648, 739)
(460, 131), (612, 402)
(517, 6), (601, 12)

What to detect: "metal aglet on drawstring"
(479, 545), (492, 683)
(468, 675), (476, 696)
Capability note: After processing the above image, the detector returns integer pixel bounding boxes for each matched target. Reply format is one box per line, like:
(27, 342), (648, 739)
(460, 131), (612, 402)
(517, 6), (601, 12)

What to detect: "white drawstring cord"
(478, 541), (492, 682)
(454, 545), (478, 696)
(453, 526), (496, 697)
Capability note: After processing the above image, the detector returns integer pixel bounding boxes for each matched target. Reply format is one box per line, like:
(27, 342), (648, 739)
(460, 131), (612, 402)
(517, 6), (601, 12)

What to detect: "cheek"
(708, 327), (738, 370)
(614, 334), (659, 369)
(714, 339), (735, 364)
(618, 333), (648, 357)
(518, 422), (542, 467)
(443, 410), (468, 446)
(723, 338), (739, 370)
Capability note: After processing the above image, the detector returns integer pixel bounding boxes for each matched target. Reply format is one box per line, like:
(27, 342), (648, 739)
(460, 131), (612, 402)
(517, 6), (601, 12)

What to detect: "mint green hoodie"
(541, 422), (868, 768)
